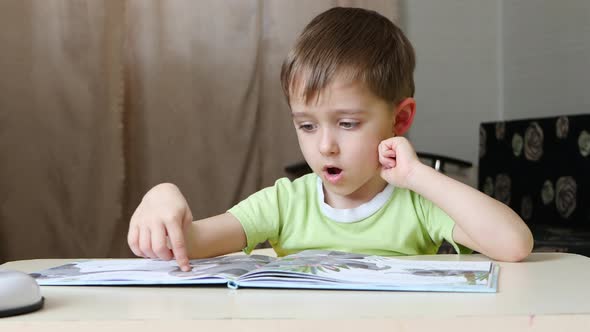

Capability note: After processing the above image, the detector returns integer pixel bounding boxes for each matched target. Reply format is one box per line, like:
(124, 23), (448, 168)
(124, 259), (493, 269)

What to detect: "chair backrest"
(478, 114), (590, 255)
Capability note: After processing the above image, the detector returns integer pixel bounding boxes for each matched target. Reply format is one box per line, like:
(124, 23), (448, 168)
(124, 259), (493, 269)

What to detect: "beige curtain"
(0, 0), (399, 263)
(0, 0), (125, 262)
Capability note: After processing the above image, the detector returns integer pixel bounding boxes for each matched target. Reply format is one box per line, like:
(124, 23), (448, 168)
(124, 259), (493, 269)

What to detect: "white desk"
(1, 251), (590, 331)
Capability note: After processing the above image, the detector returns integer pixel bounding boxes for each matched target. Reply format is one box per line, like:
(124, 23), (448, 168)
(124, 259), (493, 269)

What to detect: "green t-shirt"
(228, 173), (470, 257)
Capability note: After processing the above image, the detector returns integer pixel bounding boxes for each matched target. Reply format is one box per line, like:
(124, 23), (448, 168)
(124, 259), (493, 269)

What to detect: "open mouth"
(326, 167), (342, 175)
(323, 166), (343, 184)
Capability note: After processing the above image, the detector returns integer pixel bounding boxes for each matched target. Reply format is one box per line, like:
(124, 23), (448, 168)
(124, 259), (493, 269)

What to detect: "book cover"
(31, 250), (499, 293)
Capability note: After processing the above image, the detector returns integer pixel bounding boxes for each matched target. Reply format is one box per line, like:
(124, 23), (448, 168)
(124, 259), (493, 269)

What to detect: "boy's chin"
(323, 175), (387, 196)
(321, 180), (357, 197)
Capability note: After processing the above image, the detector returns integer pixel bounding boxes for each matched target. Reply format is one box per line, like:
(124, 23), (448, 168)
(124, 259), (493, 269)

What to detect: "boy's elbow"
(505, 244), (532, 262)
(502, 231), (535, 262)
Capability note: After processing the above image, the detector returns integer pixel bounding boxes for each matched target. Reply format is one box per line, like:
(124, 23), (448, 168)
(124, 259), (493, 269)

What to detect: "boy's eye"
(339, 121), (359, 129)
(298, 123), (316, 131)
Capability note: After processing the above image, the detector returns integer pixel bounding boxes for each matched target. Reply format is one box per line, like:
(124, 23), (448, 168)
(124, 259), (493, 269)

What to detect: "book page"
(238, 250), (493, 288)
(33, 254), (275, 285)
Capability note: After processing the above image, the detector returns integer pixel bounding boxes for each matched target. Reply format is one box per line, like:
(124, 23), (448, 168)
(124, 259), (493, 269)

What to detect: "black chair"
(479, 114), (590, 256)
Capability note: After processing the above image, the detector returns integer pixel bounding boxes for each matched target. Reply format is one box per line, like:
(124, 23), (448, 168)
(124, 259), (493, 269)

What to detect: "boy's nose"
(319, 130), (339, 156)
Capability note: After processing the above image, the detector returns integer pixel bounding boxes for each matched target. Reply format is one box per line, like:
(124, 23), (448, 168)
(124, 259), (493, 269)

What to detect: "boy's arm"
(379, 137), (533, 262)
(408, 164), (533, 262)
(185, 213), (247, 260)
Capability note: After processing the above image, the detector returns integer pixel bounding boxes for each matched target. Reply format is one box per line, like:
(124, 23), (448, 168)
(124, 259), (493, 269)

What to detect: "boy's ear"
(392, 97), (416, 136)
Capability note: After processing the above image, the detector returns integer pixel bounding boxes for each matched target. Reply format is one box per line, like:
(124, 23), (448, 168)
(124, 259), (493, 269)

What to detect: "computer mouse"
(0, 269), (44, 318)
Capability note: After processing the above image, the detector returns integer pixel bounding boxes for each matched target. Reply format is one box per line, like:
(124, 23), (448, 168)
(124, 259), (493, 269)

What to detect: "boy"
(128, 7), (533, 272)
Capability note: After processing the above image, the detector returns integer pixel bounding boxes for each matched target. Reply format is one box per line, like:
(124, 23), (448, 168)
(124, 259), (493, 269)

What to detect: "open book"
(32, 250), (499, 293)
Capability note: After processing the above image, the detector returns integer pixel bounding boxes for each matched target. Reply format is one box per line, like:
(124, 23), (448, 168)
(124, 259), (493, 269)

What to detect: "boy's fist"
(378, 136), (421, 189)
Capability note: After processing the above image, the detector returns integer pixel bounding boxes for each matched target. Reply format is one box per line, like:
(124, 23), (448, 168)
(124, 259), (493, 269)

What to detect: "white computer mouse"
(0, 269), (44, 318)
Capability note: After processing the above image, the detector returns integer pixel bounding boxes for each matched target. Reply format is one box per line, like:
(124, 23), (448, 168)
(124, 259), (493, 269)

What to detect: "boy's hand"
(378, 136), (421, 189)
(127, 183), (193, 272)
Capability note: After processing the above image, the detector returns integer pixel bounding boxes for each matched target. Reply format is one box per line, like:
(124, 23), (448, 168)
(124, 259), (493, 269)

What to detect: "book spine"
(227, 281), (239, 289)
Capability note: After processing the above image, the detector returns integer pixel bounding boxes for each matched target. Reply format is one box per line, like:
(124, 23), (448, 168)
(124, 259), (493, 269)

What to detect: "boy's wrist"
(185, 222), (198, 259)
(405, 162), (435, 192)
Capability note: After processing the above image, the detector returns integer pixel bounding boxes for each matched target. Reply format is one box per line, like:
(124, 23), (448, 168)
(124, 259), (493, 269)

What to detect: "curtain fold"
(0, 0), (125, 262)
(124, 0), (265, 223)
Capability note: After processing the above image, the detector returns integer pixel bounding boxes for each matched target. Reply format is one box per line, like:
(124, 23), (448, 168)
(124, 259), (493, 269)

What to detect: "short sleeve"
(418, 194), (473, 254)
(227, 184), (282, 254)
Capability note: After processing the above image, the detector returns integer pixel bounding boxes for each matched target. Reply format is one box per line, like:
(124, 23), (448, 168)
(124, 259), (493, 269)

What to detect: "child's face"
(291, 78), (395, 202)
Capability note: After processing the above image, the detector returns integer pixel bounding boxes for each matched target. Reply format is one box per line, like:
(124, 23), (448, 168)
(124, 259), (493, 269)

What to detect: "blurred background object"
(479, 115), (590, 256)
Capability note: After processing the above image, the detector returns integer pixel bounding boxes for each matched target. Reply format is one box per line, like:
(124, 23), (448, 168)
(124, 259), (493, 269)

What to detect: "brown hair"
(281, 7), (415, 106)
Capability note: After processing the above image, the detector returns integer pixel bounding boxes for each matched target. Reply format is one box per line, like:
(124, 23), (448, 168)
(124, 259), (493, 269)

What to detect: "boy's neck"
(322, 175), (389, 209)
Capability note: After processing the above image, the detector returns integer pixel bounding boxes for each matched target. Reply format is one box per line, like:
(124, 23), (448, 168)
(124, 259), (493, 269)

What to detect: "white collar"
(317, 176), (394, 223)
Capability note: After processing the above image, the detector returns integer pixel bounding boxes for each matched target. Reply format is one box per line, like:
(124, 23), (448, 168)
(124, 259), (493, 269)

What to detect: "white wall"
(403, 0), (502, 165)
(402, 0), (590, 166)
(502, 1), (590, 120)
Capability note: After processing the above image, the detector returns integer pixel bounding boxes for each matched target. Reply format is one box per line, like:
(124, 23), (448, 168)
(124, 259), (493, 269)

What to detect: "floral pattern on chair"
(479, 114), (590, 255)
